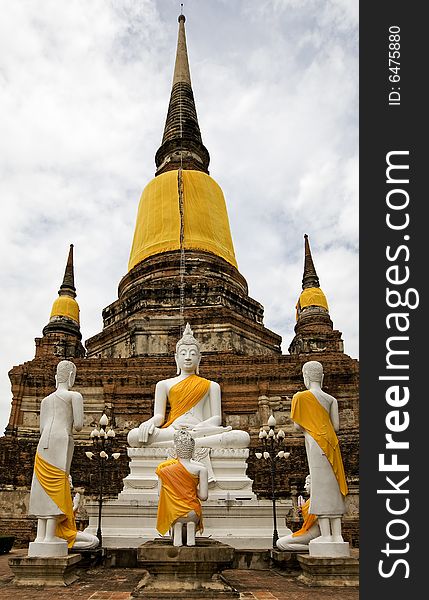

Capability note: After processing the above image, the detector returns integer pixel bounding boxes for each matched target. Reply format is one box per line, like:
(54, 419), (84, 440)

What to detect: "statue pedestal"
(8, 553), (81, 586)
(121, 447), (255, 500)
(132, 538), (239, 598)
(297, 554), (359, 587)
(309, 540), (350, 558)
(86, 447), (292, 548)
(27, 540), (68, 557)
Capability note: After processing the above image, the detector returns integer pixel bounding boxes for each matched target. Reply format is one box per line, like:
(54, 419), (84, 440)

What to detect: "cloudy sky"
(0, 0), (358, 435)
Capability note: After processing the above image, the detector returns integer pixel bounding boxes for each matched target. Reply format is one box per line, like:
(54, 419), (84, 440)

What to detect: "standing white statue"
(276, 475), (320, 551)
(127, 323), (249, 449)
(290, 361), (349, 555)
(156, 429), (208, 546)
(28, 360), (84, 557)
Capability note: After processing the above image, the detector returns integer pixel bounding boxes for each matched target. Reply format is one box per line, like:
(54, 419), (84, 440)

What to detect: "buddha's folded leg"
(190, 425), (232, 437)
(194, 429), (250, 448)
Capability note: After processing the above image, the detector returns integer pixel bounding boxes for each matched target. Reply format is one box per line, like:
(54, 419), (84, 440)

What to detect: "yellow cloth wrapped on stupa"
(162, 374), (211, 429)
(128, 169), (237, 271)
(34, 452), (77, 547)
(50, 296), (80, 324)
(295, 287), (328, 320)
(156, 459), (203, 536)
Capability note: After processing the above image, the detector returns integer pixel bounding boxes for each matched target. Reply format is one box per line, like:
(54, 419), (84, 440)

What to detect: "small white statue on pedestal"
(127, 323), (249, 450)
(277, 475), (320, 551)
(290, 360), (349, 557)
(156, 429), (208, 546)
(28, 360), (84, 557)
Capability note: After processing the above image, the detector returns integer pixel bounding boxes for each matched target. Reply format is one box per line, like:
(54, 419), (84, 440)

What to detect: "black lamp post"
(85, 413), (121, 546)
(255, 414), (290, 548)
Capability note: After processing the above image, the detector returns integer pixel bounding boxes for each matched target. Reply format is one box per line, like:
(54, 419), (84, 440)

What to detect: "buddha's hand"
(138, 420), (155, 443)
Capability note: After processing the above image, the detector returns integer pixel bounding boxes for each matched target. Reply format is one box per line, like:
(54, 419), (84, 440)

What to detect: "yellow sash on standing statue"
(34, 452), (77, 547)
(291, 390), (348, 497)
(155, 459), (203, 535)
(161, 375), (211, 428)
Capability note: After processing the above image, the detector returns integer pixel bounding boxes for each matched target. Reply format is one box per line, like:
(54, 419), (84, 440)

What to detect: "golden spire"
(172, 14), (191, 86)
(155, 12), (210, 176)
(289, 235), (344, 355)
(59, 244), (77, 298)
(296, 235), (328, 315)
(128, 14), (237, 272)
(48, 244), (80, 325)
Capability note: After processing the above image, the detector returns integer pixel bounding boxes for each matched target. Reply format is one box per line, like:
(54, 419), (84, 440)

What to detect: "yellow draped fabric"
(291, 391), (348, 497)
(296, 287), (328, 320)
(156, 459), (203, 536)
(50, 296), (80, 324)
(128, 169), (238, 271)
(34, 452), (77, 547)
(292, 498), (318, 537)
(162, 375), (211, 429)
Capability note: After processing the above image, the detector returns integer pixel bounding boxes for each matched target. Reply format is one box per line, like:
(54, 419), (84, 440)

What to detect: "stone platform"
(297, 553), (359, 587)
(132, 538), (239, 598)
(8, 553), (81, 586)
(0, 548), (360, 599)
(86, 446), (292, 548)
(270, 549), (302, 573)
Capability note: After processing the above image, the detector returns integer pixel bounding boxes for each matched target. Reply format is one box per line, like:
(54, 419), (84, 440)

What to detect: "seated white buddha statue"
(127, 323), (249, 449)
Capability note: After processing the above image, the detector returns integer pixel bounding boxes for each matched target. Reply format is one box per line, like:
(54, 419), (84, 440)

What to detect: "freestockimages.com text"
(377, 150), (419, 579)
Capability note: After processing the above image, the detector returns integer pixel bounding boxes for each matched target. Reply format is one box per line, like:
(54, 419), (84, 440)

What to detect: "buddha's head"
(175, 323), (202, 375)
(304, 474), (311, 495)
(302, 360), (324, 389)
(56, 360), (77, 388)
(174, 428), (195, 460)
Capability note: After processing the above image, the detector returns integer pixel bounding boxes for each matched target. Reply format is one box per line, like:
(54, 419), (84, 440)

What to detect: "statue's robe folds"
(156, 459), (203, 536)
(29, 452), (77, 547)
(291, 390), (348, 516)
(161, 375), (211, 429)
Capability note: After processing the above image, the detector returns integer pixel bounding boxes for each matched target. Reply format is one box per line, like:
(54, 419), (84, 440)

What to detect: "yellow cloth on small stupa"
(34, 452), (77, 547)
(161, 375), (211, 429)
(156, 459), (203, 536)
(292, 498), (318, 537)
(295, 287), (328, 320)
(291, 391), (348, 497)
(50, 296), (80, 324)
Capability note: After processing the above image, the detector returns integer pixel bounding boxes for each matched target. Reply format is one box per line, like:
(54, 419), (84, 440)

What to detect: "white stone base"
(86, 446), (293, 549)
(86, 496), (292, 549)
(28, 540), (68, 558)
(121, 447), (256, 500)
(309, 540), (350, 558)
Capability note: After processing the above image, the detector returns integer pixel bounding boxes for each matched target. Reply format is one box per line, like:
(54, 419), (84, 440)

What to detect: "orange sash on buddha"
(161, 375), (211, 429)
(292, 498), (318, 537)
(155, 459), (203, 535)
(291, 390), (348, 497)
(34, 452), (77, 547)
